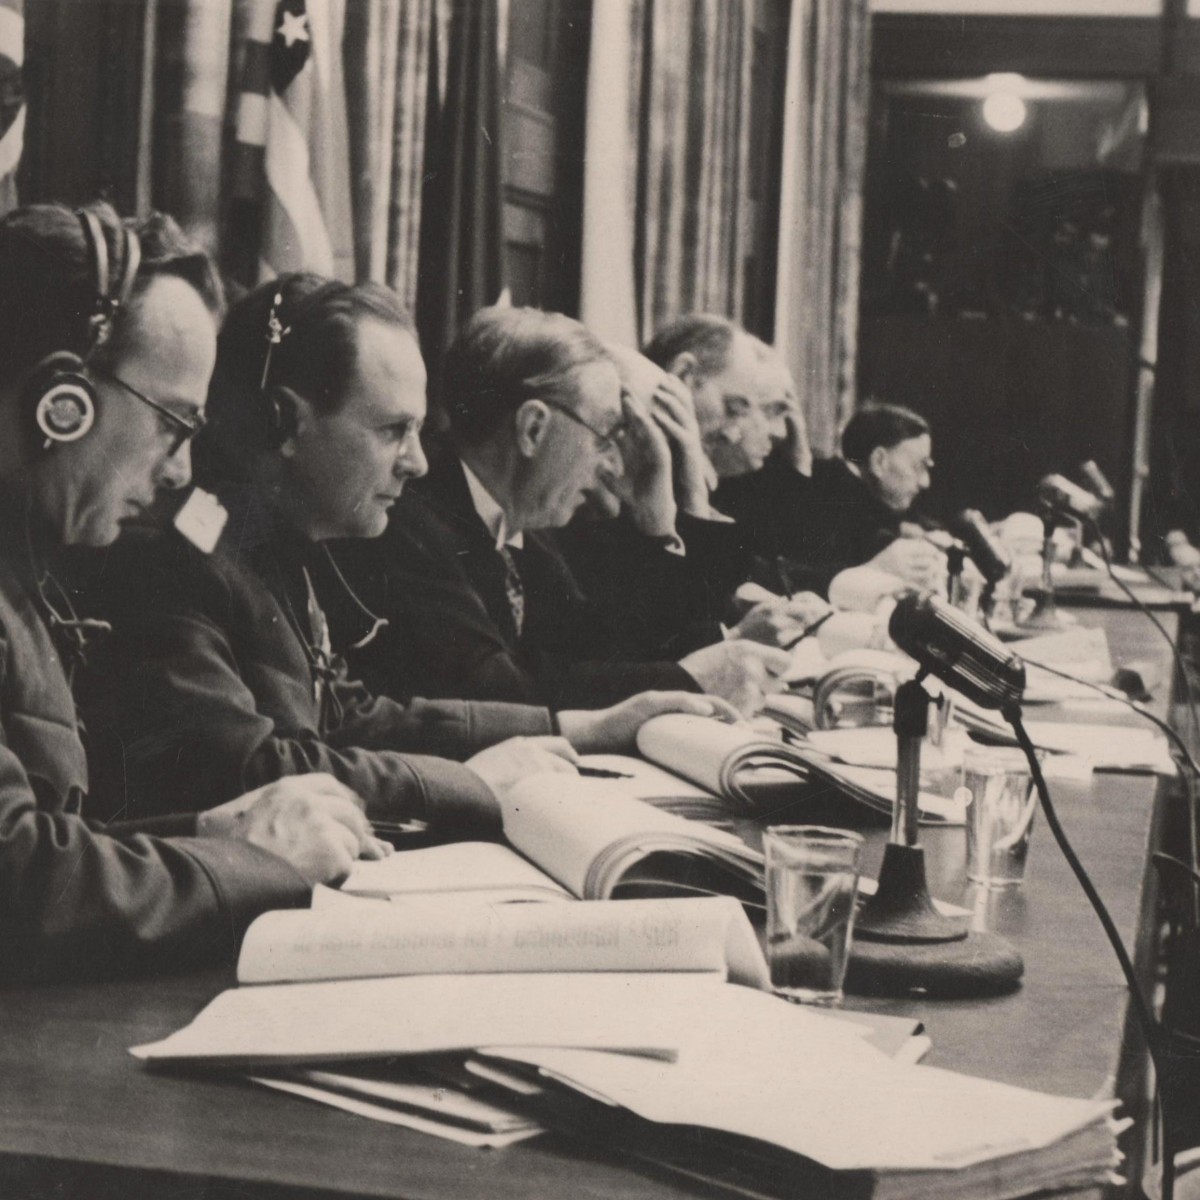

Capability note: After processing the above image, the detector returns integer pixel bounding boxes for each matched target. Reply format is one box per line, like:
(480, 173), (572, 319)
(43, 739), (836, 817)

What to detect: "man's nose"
(157, 441), (192, 492)
(397, 434), (428, 479)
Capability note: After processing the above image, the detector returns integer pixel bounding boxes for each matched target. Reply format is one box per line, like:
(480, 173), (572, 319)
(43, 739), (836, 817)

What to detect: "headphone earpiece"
(25, 353), (97, 448)
(24, 210), (142, 453)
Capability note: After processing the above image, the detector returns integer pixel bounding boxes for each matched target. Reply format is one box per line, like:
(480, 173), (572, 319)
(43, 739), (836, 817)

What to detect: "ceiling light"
(982, 91), (1027, 133)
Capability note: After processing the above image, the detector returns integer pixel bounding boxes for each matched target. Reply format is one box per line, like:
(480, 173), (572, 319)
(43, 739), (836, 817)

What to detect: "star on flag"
(277, 9), (309, 48)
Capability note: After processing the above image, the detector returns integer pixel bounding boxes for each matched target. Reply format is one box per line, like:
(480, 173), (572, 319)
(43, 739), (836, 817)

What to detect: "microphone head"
(888, 590), (1026, 710)
(949, 509), (1011, 585)
(1037, 473), (1104, 524)
(1077, 460), (1115, 506)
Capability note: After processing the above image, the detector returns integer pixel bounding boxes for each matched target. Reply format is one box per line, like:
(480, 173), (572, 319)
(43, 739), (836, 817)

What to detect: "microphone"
(847, 612), (1026, 998)
(1077, 460), (1115, 508)
(1037, 473), (1104, 524)
(949, 509), (1011, 585)
(888, 590), (1026, 711)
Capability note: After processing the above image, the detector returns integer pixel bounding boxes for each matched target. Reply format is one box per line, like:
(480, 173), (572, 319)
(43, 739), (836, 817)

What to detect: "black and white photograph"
(0, 1), (1197, 1198)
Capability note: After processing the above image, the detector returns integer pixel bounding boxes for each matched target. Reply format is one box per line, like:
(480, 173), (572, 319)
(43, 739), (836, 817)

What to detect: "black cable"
(1006, 707), (1175, 1200)
(1087, 517), (1200, 756)
(1019, 654), (1200, 889)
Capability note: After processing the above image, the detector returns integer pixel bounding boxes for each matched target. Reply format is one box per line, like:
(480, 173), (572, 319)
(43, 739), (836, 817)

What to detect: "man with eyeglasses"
(557, 318), (832, 661)
(331, 304), (791, 716)
(0, 203), (390, 985)
(76, 281), (744, 837)
(98, 366), (207, 456)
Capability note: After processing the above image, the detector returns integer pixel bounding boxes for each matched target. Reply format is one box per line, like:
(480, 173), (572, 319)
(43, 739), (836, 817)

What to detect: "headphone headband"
(77, 208), (142, 353)
(259, 278), (350, 393)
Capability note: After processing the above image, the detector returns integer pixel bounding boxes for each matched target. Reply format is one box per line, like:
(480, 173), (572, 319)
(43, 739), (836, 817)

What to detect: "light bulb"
(982, 92), (1027, 134)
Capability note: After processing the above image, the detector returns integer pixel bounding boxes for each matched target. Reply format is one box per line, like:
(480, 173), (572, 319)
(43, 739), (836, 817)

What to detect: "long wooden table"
(0, 607), (1183, 1200)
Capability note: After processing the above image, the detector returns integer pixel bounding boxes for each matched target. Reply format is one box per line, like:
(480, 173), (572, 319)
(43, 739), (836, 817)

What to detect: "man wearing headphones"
(76, 274), (730, 831)
(0, 202), (387, 985)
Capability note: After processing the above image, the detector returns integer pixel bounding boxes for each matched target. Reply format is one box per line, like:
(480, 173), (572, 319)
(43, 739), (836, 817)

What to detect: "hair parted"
(841, 402), (930, 465)
(642, 313), (738, 380)
(442, 306), (612, 447)
(198, 272), (416, 478)
(0, 201), (223, 387)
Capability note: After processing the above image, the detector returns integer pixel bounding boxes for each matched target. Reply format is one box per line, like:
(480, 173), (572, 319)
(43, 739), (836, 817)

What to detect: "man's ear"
(272, 385), (310, 457)
(866, 444), (890, 479)
(513, 398), (551, 459)
(668, 351), (701, 392)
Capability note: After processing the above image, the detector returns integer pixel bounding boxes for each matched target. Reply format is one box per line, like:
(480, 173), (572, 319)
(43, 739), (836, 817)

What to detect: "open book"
(637, 713), (965, 824)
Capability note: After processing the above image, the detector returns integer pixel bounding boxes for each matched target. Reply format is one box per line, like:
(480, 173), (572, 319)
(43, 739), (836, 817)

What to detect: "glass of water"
(962, 745), (1039, 888)
(764, 826), (863, 1006)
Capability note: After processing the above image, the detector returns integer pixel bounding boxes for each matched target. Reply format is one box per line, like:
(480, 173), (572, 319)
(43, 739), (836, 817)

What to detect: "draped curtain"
(633, 0), (754, 343)
(414, 0), (505, 376)
(773, 0), (872, 458)
(343, 0), (433, 309)
(19, 0), (474, 317)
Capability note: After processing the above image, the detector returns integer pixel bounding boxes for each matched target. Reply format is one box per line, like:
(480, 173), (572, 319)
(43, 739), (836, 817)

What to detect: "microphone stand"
(1021, 506), (1069, 631)
(946, 544), (968, 612)
(854, 676), (967, 943)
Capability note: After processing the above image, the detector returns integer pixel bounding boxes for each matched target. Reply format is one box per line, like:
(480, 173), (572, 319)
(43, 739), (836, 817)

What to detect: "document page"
(236, 895), (769, 988)
(129, 972), (732, 1066)
(341, 842), (570, 902)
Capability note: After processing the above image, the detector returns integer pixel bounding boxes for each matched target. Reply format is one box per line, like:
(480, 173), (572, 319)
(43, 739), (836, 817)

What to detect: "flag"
(231, 0), (353, 282)
(0, 0), (24, 216)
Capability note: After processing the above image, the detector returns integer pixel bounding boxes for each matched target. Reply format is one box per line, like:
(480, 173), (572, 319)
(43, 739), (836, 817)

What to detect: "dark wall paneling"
(859, 314), (1133, 531)
(872, 15), (1161, 81)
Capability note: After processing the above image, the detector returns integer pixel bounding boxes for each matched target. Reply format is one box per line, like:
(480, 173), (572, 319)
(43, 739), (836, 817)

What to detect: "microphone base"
(845, 931), (1025, 998)
(848, 844), (1026, 998)
(855, 844), (968, 944)
(1019, 589), (1072, 632)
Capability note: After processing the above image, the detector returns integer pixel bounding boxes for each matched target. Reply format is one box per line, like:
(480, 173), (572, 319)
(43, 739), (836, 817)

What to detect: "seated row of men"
(0, 201), (940, 985)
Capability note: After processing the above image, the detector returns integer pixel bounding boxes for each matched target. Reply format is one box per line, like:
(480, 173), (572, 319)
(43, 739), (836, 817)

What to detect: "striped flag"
(231, 0), (353, 281)
(0, 0), (23, 215)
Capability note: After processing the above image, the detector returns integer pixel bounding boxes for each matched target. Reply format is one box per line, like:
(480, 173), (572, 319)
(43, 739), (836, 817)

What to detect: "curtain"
(414, 0), (505, 376)
(577, 0), (639, 347)
(153, 0), (230, 256)
(773, 0), (872, 458)
(579, 0), (755, 346)
(19, 0), (439, 305)
(0, 0), (23, 215)
(343, 0), (432, 309)
(633, 0), (754, 343)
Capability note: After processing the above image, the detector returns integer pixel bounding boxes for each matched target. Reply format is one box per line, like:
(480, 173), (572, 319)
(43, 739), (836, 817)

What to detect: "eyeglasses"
(541, 399), (629, 454)
(98, 370), (207, 455)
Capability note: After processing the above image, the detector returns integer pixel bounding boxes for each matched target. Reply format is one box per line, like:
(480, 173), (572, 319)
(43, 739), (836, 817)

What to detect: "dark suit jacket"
(330, 451), (698, 710)
(556, 511), (761, 659)
(0, 497), (308, 986)
(77, 490), (552, 833)
(715, 456), (901, 595)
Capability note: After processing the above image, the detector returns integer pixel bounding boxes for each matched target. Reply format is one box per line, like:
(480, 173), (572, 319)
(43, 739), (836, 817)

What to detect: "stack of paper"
(134, 969), (1119, 1199)
(484, 993), (1122, 1200)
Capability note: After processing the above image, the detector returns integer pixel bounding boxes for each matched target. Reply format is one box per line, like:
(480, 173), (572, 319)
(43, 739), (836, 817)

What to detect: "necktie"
(302, 566), (333, 709)
(497, 544), (525, 638)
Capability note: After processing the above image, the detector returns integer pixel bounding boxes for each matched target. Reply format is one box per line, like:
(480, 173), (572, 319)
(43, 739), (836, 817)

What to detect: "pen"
(782, 610), (835, 651)
(577, 766), (635, 779)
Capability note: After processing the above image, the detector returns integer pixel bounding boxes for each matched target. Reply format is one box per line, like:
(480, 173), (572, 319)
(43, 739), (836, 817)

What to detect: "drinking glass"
(962, 745), (1039, 888)
(764, 826), (863, 1006)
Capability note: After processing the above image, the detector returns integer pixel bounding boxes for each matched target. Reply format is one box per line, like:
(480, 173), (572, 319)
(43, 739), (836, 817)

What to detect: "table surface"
(0, 607), (1181, 1200)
